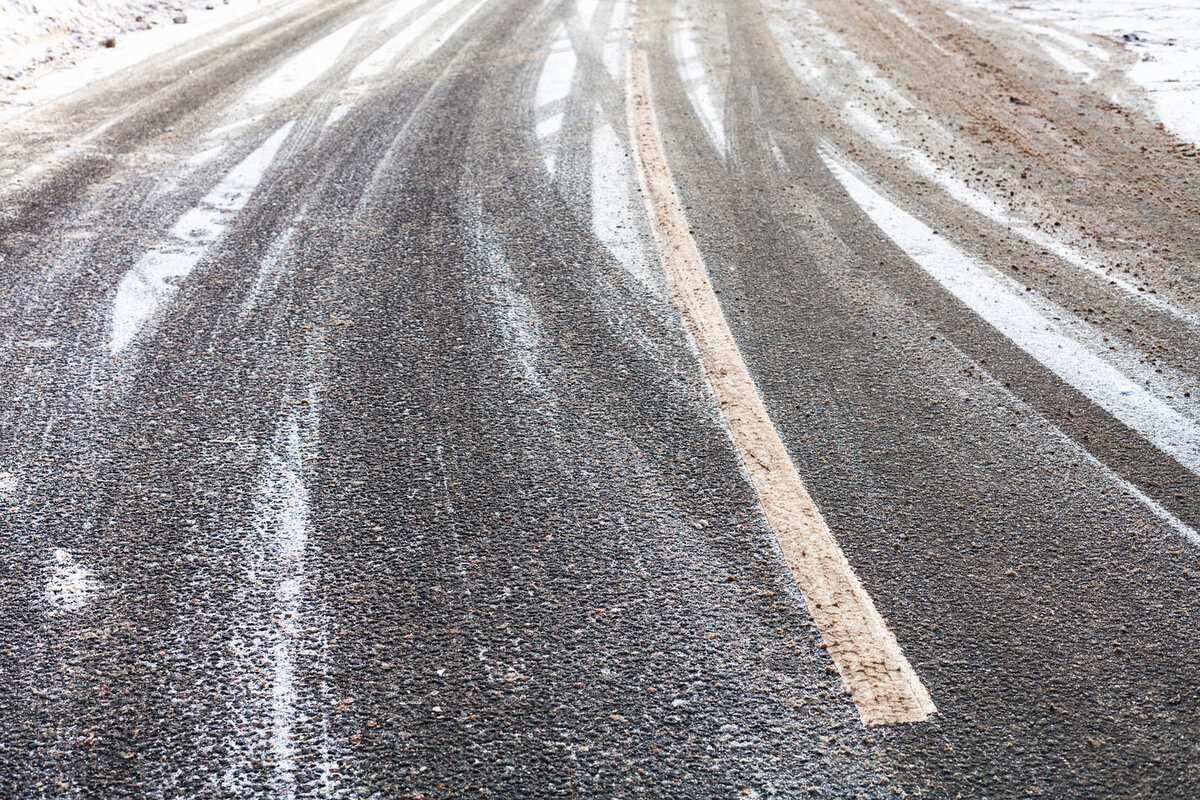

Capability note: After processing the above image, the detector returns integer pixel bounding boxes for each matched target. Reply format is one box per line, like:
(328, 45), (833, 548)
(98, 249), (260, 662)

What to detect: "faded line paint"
(110, 122), (294, 354)
(626, 46), (935, 726)
(822, 149), (1200, 480)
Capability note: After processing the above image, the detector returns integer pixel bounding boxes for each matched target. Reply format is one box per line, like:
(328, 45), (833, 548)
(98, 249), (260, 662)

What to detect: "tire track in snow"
(223, 380), (337, 797)
(765, 0), (1200, 332)
(187, 15), (366, 174)
(242, 19), (366, 109)
(331, 0), (493, 127)
(534, 28), (578, 176)
(822, 147), (1200, 513)
(109, 122), (294, 354)
(669, 0), (726, 152)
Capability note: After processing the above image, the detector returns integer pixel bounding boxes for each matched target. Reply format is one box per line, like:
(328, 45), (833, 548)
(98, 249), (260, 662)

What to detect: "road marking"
(821, 148), (1200, 481)
(625, 47), (935, 726)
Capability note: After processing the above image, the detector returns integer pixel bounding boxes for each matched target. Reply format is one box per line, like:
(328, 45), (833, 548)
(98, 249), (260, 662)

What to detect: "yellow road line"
(625, 46), (935, 726)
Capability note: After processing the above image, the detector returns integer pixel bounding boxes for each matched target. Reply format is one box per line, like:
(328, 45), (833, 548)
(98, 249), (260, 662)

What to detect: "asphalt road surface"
(1, 0), (1198, 796)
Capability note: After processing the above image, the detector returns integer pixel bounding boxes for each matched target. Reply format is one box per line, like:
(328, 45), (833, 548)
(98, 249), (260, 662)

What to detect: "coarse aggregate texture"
(0, 0), (1198, 796)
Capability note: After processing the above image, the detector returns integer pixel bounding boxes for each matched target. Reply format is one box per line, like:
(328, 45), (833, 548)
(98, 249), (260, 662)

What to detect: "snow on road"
(822, 147), (1200, 489)
(956, 0), (1200, 146)
(1, 0), (292, 109)
(534, 29), (577, 176)
(243, 18), (363, 107)
(44, 547), (100, 613)
(110, 122), (294, 354)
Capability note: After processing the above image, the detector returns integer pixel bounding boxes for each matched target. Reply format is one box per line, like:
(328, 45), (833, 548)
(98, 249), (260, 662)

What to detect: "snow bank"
(957, 1), (1200, 147)
(1, 0), (254, 82)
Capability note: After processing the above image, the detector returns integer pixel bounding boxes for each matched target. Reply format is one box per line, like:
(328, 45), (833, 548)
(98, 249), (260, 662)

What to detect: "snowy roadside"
(1, 0), (292, 110)
(956, 0), (1200, 147)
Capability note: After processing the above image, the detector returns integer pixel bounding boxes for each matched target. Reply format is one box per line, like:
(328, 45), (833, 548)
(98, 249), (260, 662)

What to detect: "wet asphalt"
(0, 0), (1197, 797)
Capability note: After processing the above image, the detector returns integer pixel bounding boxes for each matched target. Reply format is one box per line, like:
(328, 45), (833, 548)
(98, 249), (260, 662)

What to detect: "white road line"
(627, 45), (934, 726)
(110, 122), (294, 354)
(822, 148), (1200, 479)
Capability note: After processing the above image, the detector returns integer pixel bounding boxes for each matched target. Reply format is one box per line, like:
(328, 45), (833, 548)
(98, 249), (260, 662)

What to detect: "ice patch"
(45, 548), (99, 613)
(0, 471), (15, 497)
(110, 122), (293, 354)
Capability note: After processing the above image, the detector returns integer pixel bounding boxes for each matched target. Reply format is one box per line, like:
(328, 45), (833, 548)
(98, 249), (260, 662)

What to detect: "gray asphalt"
(0, 0), (1197, 797)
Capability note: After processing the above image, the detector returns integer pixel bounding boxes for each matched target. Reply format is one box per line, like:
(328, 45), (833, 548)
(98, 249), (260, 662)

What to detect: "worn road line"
(625, 46), (935, 726)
